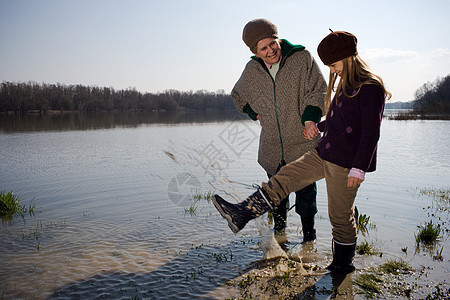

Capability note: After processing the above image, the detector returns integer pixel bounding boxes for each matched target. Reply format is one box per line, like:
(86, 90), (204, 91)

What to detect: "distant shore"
(1, 108), (449, 121)
(384, 110), (450, 120)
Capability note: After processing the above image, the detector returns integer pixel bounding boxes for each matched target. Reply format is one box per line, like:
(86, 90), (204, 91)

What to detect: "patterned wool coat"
(232, 39), (327, 175)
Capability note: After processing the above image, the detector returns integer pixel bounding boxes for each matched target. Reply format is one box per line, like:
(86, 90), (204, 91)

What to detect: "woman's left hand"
(347, 176), (363, 187)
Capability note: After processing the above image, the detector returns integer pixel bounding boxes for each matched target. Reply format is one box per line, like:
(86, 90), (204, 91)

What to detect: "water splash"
(255, 218), (288, 260)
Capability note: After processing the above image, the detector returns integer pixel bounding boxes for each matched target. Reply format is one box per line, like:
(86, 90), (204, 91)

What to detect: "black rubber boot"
(301, 215), (317, 242)
(212, 188), (274, 234)
(273, 198), (288, 234)
(326, 239), (357, 274)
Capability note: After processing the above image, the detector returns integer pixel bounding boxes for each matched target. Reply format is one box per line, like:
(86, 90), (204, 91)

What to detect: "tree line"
(0, 81), (235, 113)
(413, 74), (450, 115)
(1, 75), (449, 115)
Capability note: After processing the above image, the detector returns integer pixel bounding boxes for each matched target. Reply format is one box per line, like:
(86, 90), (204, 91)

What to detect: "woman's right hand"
(303, 121), (318, 140)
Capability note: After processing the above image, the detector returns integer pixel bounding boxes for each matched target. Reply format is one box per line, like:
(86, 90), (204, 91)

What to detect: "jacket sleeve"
(231, 62), (259, 120)
(242, 103), (258, 121)
(317, 120), (326, 132)
(299, 50), (327, 124)
(231, 81), (246, 113)
(352, 84), (385, 171)
(302, 105), (323, 124)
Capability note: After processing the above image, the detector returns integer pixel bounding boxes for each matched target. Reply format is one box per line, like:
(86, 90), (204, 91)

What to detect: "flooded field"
(0, 112), (448, 299)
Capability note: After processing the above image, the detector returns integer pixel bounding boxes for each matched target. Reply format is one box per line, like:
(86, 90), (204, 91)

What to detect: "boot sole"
(212, 195), (240, 234)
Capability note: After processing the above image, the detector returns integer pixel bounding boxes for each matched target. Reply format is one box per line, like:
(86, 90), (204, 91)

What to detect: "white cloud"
(430, 48), (450, 59)
(359, 48), (420, 60)
(353, 48), (449, 101)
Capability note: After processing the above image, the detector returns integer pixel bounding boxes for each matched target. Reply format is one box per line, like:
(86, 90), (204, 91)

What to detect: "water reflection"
(0, 109), (408, 133)
(47, 237), (259, 299)
(0, 110), (245, 133)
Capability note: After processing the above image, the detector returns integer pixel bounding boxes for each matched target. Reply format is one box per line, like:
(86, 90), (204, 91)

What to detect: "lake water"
(0, 111), (449, 299)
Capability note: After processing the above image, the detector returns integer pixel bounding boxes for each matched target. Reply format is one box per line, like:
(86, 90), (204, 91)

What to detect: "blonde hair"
(324, 55), (392, 113)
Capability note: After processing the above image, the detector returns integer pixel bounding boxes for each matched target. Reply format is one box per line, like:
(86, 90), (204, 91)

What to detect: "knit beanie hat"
(242, 19), (278, 52)
(317, 31), (358, 65)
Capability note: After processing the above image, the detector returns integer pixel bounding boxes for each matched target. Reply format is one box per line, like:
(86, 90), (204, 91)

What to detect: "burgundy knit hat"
(242, 19), (278, 51)
(317, 30), (358, 65)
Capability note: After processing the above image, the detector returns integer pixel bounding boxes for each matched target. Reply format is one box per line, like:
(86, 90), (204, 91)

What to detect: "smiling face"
(328, 57), (352, 77)
(255, 38), (281, 65)
(328, 60), (344, 77)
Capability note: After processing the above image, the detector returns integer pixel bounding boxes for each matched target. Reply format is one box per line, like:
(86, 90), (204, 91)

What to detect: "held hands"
(303, 121), (319, 140)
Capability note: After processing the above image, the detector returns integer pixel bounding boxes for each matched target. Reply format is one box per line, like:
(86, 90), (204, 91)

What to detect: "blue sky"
(1, 0), (449, 102)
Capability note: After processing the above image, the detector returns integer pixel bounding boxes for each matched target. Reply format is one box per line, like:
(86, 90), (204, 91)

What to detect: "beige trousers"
(262, 150), (358, 243)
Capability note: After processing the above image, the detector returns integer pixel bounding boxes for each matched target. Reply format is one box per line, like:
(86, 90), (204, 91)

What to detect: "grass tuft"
(357, 240), (381, 255)
(239, 274), (258, 289)
(355, 259), (415, 298)
(354, 273), (383, 298)
(0, 190), (23, 215)
(378, 259), (414, 275)
(415, 220), (441, 246)
(184, 202), (198, 216)
(185, 190), (214, 216)
(432, 246), (444, 261)
(192, 190), (213, 202)
(355, 206), (376, 236)
(418, 188), (449, 202)
(0, 190), (35, 220)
